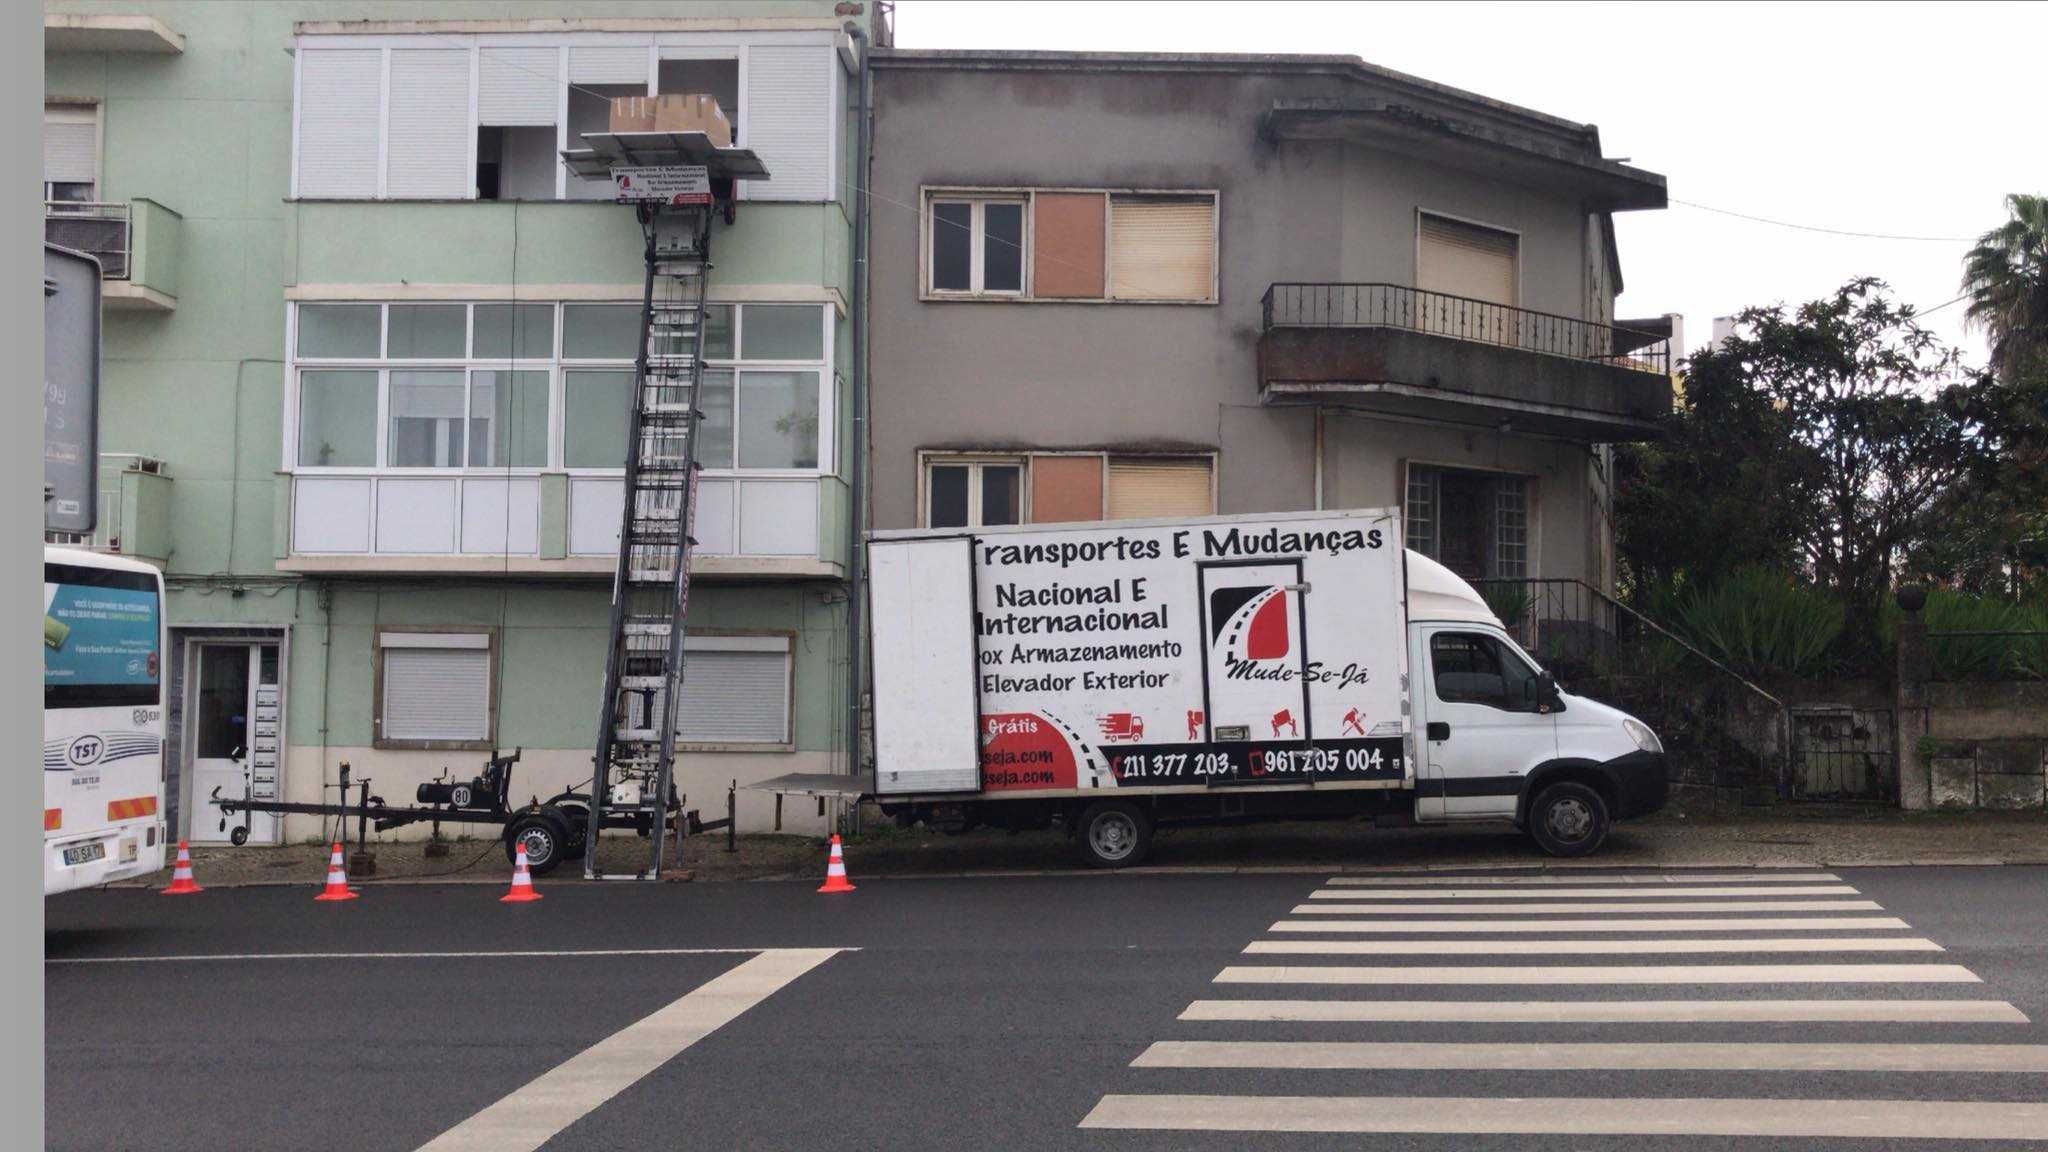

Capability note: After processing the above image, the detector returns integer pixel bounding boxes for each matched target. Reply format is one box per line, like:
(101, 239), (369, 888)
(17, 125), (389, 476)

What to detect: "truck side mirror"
(1525, 672), (1561, 712)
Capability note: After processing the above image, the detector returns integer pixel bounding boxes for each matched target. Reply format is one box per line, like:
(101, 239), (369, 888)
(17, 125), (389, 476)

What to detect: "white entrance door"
(1414, 626), (1555, 821)
(188, 643), (282, 844)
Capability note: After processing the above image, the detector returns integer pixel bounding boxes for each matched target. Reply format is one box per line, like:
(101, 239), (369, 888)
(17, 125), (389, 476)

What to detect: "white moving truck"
(867, 509), (1666, 867)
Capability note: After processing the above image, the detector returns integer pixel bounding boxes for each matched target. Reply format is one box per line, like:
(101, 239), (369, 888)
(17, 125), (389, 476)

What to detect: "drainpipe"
(843, 21), (872, 785)
(1312, 408), (1325, 510)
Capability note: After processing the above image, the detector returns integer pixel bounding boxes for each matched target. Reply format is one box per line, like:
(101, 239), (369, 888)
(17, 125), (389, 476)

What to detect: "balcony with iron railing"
(43, 199), (180, 311)
(1258, 282), (1674, 441)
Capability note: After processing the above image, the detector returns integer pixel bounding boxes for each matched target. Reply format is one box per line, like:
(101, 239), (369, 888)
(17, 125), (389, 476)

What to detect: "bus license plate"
(63, 841), (105, 867)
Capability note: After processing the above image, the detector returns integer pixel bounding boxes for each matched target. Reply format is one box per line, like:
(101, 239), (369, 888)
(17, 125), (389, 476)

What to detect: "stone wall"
(1918, 682), (2048, 811)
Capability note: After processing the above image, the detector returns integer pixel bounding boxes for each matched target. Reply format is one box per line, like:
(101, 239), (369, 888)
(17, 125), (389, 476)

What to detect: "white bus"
(44, 545), (168, 895)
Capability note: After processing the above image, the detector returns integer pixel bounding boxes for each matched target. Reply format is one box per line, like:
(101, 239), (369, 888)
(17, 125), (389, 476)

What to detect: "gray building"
(865, 50), (1671, 589)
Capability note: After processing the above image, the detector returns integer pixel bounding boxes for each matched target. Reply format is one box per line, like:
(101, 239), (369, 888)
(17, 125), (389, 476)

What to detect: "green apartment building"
(43, 1), (880, 844)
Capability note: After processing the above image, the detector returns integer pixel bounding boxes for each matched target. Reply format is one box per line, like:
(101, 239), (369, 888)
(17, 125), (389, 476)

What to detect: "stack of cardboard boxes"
(607, 94), (734, 146)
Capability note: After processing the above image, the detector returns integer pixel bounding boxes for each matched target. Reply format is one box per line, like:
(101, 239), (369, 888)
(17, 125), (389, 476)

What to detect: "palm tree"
(1961, 193), (2048, 379)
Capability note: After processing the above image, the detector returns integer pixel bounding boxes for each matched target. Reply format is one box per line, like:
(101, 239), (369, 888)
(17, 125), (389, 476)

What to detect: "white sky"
(892, 1), (2044, 365)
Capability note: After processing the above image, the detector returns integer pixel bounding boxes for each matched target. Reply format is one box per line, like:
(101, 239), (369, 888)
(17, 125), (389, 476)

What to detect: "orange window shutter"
(1030, 193), (1107, 299)
(1028, 455), (1105, 523)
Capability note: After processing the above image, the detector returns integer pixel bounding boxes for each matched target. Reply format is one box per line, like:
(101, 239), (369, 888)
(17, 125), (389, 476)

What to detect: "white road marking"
(1178, 998), (2031, 1024)
(1270, 916), (1913, 933)
(1078, 1094), (2048, 1139)
(413, 948), (840, 1152)
(1244, 936), (1944, 956)
(1307, 885), (1861, 899)
(1325, 872), (1842, 886)
(1214, 963), (1980, 985)
(1133, 1040), (2048, 1072)
(1288, 899), (1885, 914)
(46, 947), (800, 965)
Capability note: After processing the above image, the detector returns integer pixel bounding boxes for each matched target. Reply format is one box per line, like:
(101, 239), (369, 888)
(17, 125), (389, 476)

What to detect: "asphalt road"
(45, 865), (2048, 1151)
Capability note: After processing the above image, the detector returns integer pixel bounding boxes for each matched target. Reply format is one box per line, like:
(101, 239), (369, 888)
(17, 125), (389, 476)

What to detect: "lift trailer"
(212, 122), (765, 880)
(210, 748), (735, 877)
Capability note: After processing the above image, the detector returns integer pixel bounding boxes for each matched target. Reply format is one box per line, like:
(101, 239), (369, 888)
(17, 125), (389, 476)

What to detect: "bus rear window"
(44, 563), (161, 710)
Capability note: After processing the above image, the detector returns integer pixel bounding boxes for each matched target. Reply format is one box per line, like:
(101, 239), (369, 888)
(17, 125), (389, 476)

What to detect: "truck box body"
(865, 508), (1669, 864)
(869, 509), (1409, 800)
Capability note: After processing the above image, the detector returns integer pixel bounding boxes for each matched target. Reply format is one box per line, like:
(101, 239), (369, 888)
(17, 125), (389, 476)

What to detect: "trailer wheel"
(505, 812), (568, 876)
(229, 825), (249, 847)
(1527, 781), (1609, 858)
(550, 800), (592, 859)
(1075, 800), (1151, 869)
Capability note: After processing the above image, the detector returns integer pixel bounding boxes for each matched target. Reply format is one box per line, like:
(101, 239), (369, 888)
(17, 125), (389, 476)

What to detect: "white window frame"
(1401, 460), (1540, 580)
(925, 196), (1028, 298)
(920, 186), (1220, 305)
(373, 627), (496, 750)
(918, 453), (1028, 528)
(286, 300), (833, 478)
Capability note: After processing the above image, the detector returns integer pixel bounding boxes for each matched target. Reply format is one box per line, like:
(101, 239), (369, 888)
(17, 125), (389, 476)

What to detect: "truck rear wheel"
(505, 811), (569, 876)
(1075, 800), (1152, 869)
(1527, 781), (1609, 858)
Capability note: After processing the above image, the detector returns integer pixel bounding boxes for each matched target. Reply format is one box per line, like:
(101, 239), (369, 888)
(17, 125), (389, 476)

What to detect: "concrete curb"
(109, 854), (2048, 890)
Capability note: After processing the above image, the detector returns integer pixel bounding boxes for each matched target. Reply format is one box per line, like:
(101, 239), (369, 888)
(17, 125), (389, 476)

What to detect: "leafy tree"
(1961, 193), (2048, 380)
(1617, 279), (1985, 662)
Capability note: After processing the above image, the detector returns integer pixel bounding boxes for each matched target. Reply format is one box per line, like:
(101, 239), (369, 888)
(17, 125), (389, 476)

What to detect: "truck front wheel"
(1527, 781), (1609, 858)
(1075, 800), (1152, 869)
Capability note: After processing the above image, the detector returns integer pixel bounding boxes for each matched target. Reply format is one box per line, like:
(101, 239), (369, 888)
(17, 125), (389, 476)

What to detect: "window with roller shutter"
(1105, 458), (1214, 520)
(677, 636), (793, 746)
(386, 49), (473, 199)
(1108, 196), (1216, 302)
(43, 105), (97, 202)
(295, 49), (381, 199)
(375, 630), (494, 748)
(1417, 212), (1519, 307)
(743, 45), (832, 202)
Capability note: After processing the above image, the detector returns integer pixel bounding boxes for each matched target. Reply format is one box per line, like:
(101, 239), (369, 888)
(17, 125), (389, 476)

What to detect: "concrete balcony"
(44, 13), (184, 55)
(44, 199), (181, 311)
(43, 455), (173, 566)
(275, 471), (846, 581)
(1259, 283), (1672, 441)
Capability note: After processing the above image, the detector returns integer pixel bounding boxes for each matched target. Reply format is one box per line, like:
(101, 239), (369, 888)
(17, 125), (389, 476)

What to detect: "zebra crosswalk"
(1080, 868), (2048, 1142)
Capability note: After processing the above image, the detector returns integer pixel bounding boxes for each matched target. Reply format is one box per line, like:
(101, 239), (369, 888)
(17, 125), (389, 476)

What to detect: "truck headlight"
(1623, 718), (1663, 754)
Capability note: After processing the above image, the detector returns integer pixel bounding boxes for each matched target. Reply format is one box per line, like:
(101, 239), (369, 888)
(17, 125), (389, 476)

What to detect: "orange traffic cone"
(500, 844), (542, 903)
(313, 842), (358, 902)
(160, 841), (202, 895)
(817, 834), (855, 893)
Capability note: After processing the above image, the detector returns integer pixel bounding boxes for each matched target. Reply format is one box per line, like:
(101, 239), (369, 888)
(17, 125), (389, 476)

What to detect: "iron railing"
(1263, 282), (1671, 376)
(44, 201), (130, 279)
(1473, 577), (1794, 808)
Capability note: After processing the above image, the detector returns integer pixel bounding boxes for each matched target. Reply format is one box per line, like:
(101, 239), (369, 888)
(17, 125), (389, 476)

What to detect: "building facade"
(44, 1), (882, 842)
(865, 51), (1671, 596)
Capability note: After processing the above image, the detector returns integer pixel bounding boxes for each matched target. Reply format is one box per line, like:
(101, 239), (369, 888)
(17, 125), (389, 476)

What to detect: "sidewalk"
(116, 809), (2048, 888)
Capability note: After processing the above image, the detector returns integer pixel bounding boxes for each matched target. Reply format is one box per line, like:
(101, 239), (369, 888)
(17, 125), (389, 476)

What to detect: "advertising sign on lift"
(612, 165), (712, 206)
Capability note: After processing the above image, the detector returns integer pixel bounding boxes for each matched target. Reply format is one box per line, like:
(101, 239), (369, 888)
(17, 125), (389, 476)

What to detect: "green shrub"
(1479, 584), (1530, 630)
(1884, 591), (2048, 680)
(1662, 569), (1844, 679)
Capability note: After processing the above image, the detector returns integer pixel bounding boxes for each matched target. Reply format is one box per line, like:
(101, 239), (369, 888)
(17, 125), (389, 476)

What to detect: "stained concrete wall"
(868, 56), (1638, 588)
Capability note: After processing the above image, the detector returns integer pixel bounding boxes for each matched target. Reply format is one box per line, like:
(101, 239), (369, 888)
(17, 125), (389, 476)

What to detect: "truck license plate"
(62, 841), (105, 867)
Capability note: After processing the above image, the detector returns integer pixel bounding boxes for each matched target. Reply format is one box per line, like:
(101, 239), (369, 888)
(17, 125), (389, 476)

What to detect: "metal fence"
(1927, 629), (2048, 681)
(44, 201), (130, 279)
(1474, 577), (1794, 808)
(1262, 282), (1671, 376)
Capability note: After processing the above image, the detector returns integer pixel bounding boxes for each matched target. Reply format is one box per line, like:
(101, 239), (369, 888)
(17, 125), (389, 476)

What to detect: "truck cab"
(1405, 551), (1667, 855)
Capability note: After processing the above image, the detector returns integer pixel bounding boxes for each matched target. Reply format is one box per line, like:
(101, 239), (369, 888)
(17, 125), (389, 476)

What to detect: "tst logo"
(67, 736), (104, 767)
